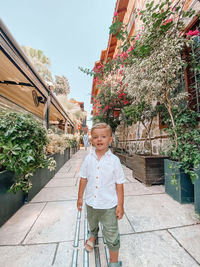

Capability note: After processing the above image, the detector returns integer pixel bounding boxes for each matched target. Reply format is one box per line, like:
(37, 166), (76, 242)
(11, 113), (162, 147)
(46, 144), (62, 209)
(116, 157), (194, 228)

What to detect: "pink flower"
(162, 18), (173, 26)
(186, 30), (199, 36)
(120, 52), (128, 59)
(114, 54), (119, 59)
(94, 77), (100, 83)
(114, 12), (118, 17)
(135, 34), (141, 40)
(170, 6), (176, 12)
(127, 46), (134, 52)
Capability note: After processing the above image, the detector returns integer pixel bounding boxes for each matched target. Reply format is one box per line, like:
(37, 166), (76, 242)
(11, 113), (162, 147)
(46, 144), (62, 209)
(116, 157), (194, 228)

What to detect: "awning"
(0, 19), (74, 127)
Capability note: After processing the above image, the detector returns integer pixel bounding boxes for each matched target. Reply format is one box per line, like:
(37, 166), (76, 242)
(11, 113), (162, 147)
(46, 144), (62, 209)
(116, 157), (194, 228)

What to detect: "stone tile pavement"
(0, 149), (200, 267)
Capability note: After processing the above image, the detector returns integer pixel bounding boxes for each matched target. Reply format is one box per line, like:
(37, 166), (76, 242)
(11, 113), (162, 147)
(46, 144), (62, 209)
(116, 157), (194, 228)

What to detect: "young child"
(83, 132), (90, 151)
(77, 122), (126, 267)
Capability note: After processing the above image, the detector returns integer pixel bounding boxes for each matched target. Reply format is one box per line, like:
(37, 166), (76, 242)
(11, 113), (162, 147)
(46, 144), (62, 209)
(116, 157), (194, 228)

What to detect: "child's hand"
(77, 198), (83, 211)
(116, 205), (124, 220)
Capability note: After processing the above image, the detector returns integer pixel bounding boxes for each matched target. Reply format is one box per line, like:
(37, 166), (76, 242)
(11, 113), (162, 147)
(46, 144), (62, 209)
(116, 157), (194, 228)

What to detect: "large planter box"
(28, 166), (55, 201)
(70, 146), (77, 157)
(164, 159), (194, 204)
(114, 152), (167, 186)
(0, 171), (25, 227)
(194, 169), (200, 214)
(0, 148), (71, 225)
(28, 148), (70, 201)
(130, 154), (167, 186)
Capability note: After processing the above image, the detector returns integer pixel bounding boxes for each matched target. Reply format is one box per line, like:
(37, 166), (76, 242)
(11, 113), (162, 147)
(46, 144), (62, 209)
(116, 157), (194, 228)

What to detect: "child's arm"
(115, 184), (124, 220)
(77, 178), (87, 211)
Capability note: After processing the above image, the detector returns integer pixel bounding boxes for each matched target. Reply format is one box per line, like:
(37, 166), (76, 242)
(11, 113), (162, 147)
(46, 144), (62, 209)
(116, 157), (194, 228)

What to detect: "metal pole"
(43, 91), (50, 129)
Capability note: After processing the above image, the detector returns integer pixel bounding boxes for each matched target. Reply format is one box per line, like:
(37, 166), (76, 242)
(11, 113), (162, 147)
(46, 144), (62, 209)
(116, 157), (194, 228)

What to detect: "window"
(127, 12), (135, 35)
(187, 34), (200, 112)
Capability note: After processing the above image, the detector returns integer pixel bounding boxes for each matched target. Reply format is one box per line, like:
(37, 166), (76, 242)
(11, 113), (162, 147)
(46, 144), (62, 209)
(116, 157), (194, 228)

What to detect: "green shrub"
(0, 109), (55, 193)
(166, 108), (200, 183)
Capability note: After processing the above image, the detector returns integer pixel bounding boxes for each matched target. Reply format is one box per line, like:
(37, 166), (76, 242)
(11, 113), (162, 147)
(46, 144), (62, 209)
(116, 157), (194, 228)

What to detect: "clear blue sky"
(1, 0), (116, 129)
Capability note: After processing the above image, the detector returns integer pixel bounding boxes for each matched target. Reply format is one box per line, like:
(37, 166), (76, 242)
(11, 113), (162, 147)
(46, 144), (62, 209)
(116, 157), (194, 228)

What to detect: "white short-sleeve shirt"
(79, 149), (126, 209)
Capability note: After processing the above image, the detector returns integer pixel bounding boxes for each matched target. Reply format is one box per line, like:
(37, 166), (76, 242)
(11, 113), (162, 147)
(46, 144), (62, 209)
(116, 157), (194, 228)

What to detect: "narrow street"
(0, 149), (199, 267)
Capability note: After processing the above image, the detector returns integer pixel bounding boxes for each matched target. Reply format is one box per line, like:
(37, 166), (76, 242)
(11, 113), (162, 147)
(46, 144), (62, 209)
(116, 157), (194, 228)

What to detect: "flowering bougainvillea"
(80, 0), (199, 151)
(92, 81), (132, 132)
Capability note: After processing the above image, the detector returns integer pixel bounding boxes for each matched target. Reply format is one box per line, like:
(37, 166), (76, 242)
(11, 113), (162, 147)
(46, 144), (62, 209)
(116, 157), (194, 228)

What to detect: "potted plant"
(194, 168), (200, 214)
(164, 108), (200, 204)
(28, 129), (73, 201)
(0, 109), (56, 226)
(65, 134), (80, 156)
(119, 102), (168, 186)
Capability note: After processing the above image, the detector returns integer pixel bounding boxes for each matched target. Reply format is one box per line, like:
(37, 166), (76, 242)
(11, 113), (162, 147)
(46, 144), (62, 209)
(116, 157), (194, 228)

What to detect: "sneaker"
(108, 261), (122, 267)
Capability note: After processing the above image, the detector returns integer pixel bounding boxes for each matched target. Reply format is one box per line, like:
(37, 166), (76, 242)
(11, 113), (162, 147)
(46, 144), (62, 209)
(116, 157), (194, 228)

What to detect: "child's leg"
(100, 207), (120, 263)
(109, 250), (119, 263)
(86, 205), (100, 241)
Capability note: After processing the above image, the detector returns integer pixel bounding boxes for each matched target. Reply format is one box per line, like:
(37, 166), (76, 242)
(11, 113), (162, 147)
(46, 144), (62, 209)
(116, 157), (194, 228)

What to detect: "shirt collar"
(91, 148), (112, 159)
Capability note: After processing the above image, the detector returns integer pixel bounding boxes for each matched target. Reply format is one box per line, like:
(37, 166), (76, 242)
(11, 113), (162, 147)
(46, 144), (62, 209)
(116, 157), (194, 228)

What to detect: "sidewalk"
(0, 149), (200, 267)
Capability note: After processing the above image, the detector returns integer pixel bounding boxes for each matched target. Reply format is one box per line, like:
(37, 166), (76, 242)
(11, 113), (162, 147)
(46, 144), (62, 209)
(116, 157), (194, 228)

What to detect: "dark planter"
(0, 171), (25, 227)
(164, 159), (194, 204)
(53, 152), (65, 173)
(194, 169), (200, 214)
(130, 154), (167, 186)
(115, 152), (166, 186)
(70, 146), (77, 157)
(64, 147), (70, 162)
(0, 148), (71, 225)
(70, 148), (73, 158)
(28, 166), (55, 201)
(114, 152), (167, 186)
(28, 148), (70, 201)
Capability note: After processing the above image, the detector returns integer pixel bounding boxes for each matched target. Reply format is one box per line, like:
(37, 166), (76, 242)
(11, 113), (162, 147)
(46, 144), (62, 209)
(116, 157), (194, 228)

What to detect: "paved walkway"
(0, 149), (200, 267)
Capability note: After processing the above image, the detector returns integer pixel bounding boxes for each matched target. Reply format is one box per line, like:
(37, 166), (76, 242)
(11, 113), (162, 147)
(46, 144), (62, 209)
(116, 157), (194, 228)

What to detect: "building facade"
(91, 0), (200, 155)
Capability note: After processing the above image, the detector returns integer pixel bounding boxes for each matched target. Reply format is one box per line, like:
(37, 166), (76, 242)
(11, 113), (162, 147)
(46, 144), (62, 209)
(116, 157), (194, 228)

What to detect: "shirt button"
(94, 195), (96, 198)
(97, 167), (99, 169)
(96, 186), (98, 188)
(96, 176), (98, 179)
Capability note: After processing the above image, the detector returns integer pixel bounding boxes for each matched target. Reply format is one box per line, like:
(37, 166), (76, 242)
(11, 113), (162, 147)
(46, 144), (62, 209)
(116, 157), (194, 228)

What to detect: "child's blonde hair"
(91, 122), (112, 136)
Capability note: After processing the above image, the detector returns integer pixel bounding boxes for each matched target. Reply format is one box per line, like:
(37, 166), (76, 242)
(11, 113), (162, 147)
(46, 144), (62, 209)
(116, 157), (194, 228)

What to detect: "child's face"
(91, 128), (112, 152)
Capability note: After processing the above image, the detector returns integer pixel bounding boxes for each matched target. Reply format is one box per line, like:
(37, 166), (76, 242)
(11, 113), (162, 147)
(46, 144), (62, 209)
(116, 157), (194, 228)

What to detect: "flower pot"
(0, 148), (71, 225)
(0, 170), (25, 227)
(114, 152), (167, 186)
(64, 147), (70, 162)
(129, 154), (167, 186)
(164, 159), (194, 204)
(28, 165), (55, 201)
(26, 148), (71, 201)
(194, 169), (200, 214)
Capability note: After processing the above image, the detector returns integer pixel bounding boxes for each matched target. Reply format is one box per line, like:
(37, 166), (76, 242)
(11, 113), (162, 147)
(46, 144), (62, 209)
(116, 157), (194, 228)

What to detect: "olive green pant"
(86, 205), (120, 251)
